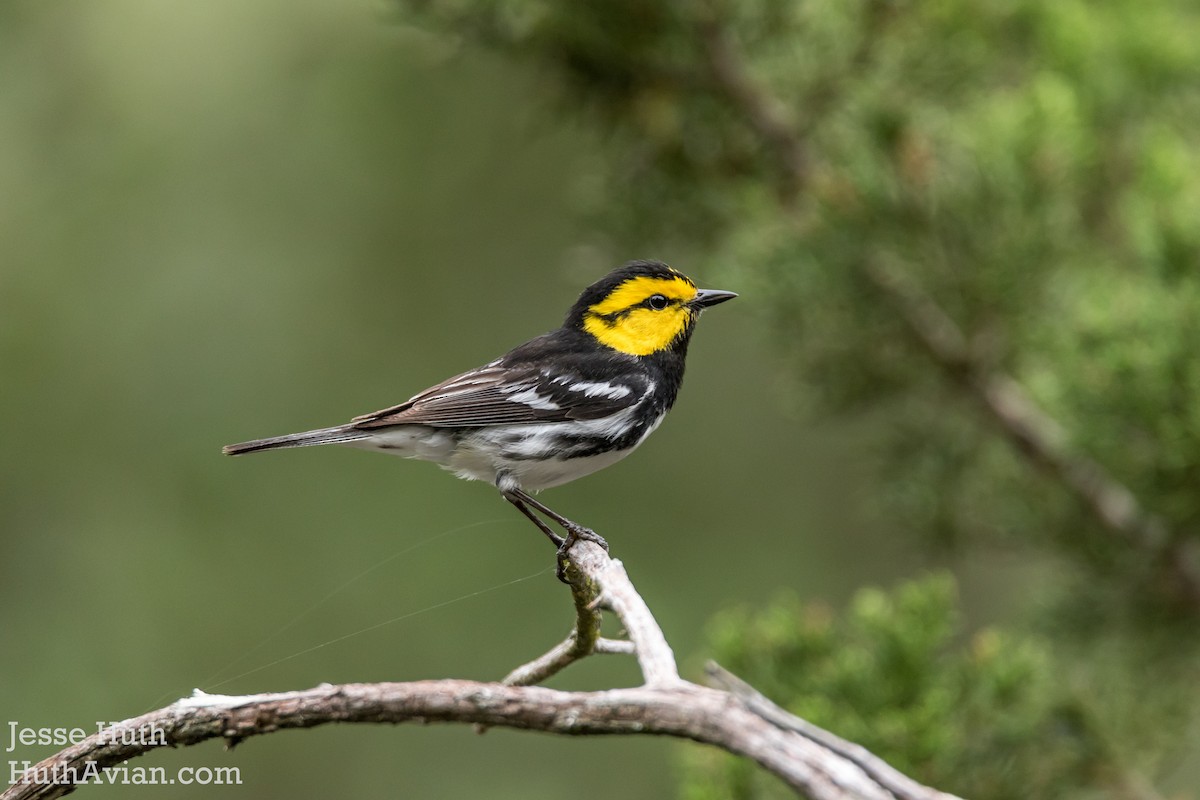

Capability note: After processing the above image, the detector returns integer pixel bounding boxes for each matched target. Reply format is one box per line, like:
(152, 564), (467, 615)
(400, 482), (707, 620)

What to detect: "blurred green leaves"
(688, 576), (1103, 800)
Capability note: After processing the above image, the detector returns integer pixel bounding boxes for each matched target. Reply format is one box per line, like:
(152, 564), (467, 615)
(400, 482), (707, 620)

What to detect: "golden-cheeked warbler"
(223, 261), (736, 577)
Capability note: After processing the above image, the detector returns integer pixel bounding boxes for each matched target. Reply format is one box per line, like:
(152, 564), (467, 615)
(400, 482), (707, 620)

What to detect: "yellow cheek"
(584, 307), (691, 356)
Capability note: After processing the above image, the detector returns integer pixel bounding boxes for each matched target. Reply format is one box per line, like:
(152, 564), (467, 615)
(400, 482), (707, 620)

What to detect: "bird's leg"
(502, 488), (609, 583)
(511, 488), (609, 553)
(502, 491), (564, 548)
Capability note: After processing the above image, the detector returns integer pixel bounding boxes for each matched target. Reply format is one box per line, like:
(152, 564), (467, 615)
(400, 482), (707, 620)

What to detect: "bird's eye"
(648, 294), (669, 310)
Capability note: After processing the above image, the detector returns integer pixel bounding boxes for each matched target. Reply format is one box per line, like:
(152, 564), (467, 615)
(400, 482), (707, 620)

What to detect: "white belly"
(342, 410), (665, 493)
(453, 444), (639, 491)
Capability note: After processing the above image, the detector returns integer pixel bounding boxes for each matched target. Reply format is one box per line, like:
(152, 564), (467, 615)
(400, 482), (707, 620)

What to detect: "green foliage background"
(3, 0), (1199, 798)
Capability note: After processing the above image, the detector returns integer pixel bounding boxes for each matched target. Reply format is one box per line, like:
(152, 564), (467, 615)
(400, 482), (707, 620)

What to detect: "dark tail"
(222, 424), (370, 456)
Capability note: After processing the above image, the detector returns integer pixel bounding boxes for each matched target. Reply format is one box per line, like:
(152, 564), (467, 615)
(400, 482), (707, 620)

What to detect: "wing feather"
(351, 361), (646, 430)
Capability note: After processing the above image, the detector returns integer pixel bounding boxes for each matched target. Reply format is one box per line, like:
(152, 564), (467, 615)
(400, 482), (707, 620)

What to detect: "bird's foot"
(569, 525), (609, 553)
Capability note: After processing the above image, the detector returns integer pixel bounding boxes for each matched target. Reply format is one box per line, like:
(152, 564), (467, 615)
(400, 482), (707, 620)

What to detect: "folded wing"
(352, 362), (646, 429)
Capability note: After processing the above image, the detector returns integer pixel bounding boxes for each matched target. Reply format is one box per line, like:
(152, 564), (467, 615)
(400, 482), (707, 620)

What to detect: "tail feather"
(222, 424), (370, 456)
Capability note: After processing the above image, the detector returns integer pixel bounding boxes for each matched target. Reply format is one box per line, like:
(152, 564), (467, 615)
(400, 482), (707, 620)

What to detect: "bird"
(223, 260), (736, 578)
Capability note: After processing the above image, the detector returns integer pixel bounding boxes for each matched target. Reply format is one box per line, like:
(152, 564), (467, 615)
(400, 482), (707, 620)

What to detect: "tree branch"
(4, 679), (958, 800)
(692, 7), (1200, 611)
(696, 14), (809, 203)
(864, 260), (1200, 610)
(707, 664), (960, 800)
(499, 540), (608, 687)
(500, 634), (634, 687)
(4, 540), (959, 800)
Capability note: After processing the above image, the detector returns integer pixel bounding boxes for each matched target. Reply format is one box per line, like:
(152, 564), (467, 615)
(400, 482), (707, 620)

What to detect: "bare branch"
(500, 633), (633, 687)
(570, 544), (682, 686)
(593, 638), (636, 655)
(4, 679), (961, 800)
(707, 663), (960, 800)
(5, 540), (960, 800)
(499, 536), (679, 687)
(500, 540), (608, 686)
